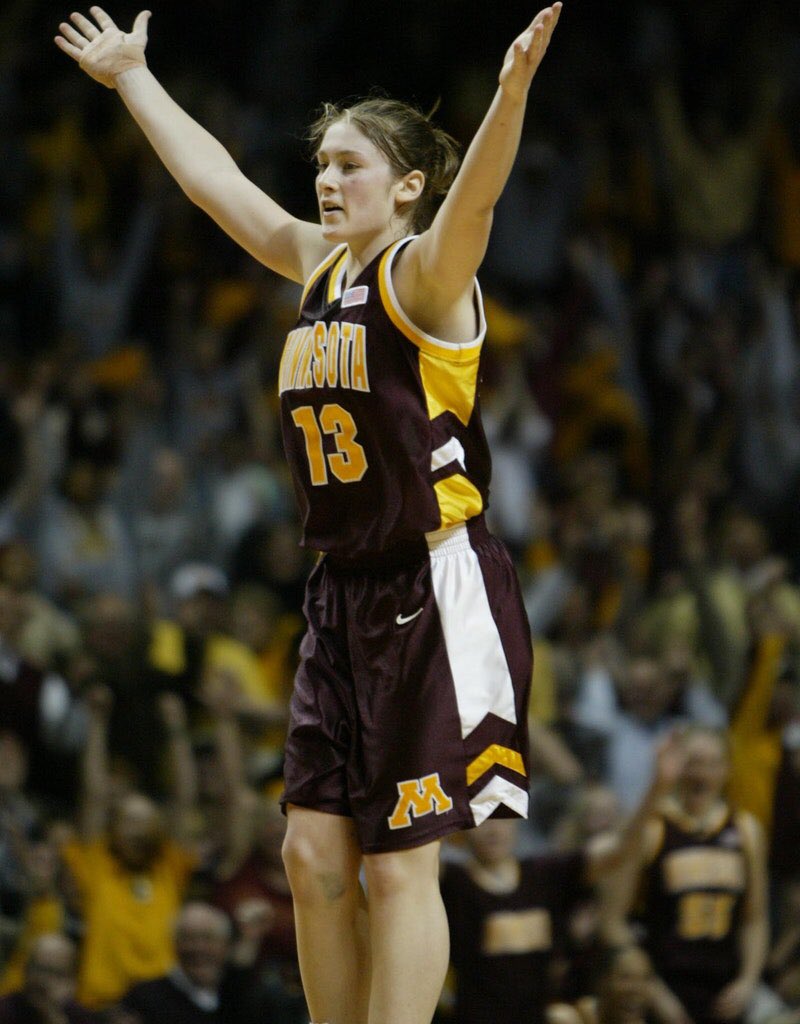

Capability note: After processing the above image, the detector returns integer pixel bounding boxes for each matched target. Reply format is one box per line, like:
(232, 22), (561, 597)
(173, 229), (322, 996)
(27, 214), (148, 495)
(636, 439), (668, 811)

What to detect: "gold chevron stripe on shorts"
(466, 744), (525, 786)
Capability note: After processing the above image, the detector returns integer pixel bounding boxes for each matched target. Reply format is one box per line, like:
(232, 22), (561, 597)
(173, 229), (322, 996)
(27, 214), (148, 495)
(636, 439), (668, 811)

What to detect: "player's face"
(316, 121), (403, 245)
(678, 733), (729, 804)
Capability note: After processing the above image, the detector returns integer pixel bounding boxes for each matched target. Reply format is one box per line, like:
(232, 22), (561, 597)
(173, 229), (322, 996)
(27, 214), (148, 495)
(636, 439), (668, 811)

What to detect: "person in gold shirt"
(60, 687), (199, 1010)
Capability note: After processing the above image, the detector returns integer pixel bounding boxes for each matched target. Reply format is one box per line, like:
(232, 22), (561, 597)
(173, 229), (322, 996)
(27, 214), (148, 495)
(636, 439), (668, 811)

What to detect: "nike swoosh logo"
(395, 608), (423, 626)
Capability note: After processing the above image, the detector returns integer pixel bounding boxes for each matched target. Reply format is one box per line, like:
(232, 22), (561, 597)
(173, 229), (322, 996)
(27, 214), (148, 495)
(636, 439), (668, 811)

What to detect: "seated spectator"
(227, 584), (296, 781)
(0, 933), (95, 1024)
(0, 732), (40, 942)
(129, 448), (209, 604)
(0, 586), (86, 803)
(200, 692), (304, 1022)
(59, 687), (198, 1009)
(149, 565), (259, 703)
(229, 521), (310, 617)
(440, 738), (682, 1024)
(35, 459), (137, 604)
(0, 821), (77, 995)
(0, 541), (79, 672)
(563, 944), (655, 1024)
(119, 901), (268, 1024)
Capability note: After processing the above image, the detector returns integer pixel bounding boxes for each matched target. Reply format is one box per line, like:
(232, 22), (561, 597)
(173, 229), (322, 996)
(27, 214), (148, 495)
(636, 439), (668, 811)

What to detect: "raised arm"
(396, 5), (562, 324)
(79, 684), (113, 840)
(157, 692), (199, 846)
(583, 731), (684, 885)
(54, 7), (331, 283)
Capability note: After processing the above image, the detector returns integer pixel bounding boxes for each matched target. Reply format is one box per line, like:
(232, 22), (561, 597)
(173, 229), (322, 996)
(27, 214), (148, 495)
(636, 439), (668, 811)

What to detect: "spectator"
(0, 821), (77, 997)
(0, 933), (95, 1024)
(75, 593), (167, 795)
(35, 459), (137, 604)
(610, 727), (768, 1024)
(0, 585), (86, 803)
(119, 901), (268, 1024)
(567, 945), (656, 1024)
(573, 652), (716, 810)
(53, 183), (159, 361)
(440, 737), (683, 1024)
(200, 687), (304, 1021)
(0, 542), (79, 672)
(129, 448), (209, 602)
(652, 70), (778, 304)
(0, 732), (39, 935)
(59, 688), (198, 1009)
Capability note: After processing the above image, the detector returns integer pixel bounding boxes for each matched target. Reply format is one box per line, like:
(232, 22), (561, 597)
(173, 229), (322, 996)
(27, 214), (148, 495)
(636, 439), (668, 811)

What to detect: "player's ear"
(395, 169), (425, 209)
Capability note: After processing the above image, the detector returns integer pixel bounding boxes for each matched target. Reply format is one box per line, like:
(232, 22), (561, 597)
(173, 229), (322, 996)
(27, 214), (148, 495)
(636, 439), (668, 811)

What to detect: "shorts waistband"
(426, 514), (490, 558)
(323, 515), (490, 573)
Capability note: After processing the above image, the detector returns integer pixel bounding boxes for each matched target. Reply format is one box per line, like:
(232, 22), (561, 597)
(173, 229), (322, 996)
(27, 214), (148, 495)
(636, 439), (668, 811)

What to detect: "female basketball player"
(55, 7), (562, 1023)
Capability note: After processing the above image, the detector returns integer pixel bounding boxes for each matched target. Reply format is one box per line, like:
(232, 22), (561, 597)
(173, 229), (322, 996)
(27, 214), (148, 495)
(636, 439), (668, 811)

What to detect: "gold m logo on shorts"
(388, 773), (454, 830)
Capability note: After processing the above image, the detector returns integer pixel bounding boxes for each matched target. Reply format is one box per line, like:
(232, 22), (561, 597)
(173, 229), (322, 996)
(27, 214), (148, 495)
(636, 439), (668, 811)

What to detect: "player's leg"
(362, 840), (448, 1024)
(282, 805), (370, 1024)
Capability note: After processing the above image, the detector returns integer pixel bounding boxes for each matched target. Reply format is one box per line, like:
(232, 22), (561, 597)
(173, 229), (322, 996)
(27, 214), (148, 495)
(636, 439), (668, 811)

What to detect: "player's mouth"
(321, 202), (344, 216)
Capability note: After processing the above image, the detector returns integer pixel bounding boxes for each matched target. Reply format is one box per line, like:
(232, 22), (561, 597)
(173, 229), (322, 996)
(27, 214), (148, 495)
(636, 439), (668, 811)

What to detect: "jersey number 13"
(292, 403), (368, 486)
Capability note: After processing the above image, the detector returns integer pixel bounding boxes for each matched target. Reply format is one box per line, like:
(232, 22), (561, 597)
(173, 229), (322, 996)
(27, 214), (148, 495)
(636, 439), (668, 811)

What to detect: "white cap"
(170, 563), (228, 601)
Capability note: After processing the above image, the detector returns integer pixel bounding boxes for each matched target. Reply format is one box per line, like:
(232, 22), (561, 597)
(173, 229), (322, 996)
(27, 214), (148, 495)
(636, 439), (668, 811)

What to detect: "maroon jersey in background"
(641, 809), (748, 1023)
(279, 237), (491, 560)
(441, 852), (586, 1024)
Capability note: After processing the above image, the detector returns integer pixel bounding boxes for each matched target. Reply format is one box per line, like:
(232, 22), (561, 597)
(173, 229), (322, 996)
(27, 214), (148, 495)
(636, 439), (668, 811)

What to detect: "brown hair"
(307, 96), (461, 233)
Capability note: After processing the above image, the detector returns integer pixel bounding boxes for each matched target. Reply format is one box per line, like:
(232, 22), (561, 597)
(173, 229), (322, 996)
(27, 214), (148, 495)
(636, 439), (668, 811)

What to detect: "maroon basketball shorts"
(281, 515), (532, 853)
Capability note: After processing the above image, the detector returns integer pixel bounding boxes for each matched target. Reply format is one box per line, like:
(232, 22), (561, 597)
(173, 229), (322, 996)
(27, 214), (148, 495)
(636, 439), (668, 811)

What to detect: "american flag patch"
(342, 285), (369, 308)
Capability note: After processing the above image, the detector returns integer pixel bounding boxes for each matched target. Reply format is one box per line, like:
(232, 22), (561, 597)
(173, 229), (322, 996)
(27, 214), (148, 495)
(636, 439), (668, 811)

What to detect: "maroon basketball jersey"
(441, 852), (586, 1024)
(643, 807), (747, 981)
(278, 237), (492, 559)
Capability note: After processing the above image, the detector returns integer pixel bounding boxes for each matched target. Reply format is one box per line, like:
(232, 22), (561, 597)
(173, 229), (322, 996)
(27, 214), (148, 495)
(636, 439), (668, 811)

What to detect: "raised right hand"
(54, 7), (150, 89)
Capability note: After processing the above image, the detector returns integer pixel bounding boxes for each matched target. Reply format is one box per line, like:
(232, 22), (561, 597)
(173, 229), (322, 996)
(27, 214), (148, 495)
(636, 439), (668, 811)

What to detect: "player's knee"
(281, 829), (352, 905)
(281, 829), (319, 894)
(363, 843), (440, 901)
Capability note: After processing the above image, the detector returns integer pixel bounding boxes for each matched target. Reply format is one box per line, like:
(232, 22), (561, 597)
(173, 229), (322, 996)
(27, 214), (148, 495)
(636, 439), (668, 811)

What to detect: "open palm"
(54, 6), (150, 88)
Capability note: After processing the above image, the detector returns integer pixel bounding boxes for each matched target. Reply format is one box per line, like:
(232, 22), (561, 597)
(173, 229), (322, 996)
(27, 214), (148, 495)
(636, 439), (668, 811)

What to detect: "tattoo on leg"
(319, 871), (347, 901)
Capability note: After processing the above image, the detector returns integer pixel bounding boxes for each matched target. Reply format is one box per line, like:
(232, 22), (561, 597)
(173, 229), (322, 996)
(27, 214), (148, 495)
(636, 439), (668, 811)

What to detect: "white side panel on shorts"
(470, 775), (529, 826)
(428, 528), (517, 739)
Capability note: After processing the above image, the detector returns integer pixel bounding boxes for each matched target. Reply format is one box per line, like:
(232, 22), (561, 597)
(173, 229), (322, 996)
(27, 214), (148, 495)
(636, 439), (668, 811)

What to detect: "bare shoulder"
(390, 235), (481, 345)
(735, 809), (765, 855)
(642, 814), (666, 864)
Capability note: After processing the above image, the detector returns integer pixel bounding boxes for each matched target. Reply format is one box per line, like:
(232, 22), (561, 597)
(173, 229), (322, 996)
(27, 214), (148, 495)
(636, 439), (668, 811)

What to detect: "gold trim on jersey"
(326, 251), (349, 305)
(419, 349), (480, 427)
(377, 238), (486, 364)
(298, 243), (348, 312)
(434, 474), (484, 529)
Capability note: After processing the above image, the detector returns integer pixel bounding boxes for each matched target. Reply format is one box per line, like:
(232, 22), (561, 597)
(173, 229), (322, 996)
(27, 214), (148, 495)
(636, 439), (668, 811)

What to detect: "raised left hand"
(499, 4), (563, 103)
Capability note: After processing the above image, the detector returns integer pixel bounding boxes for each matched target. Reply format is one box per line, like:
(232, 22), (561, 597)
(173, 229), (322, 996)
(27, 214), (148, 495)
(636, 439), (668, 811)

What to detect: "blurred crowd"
(2, 0), (800, 1022)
